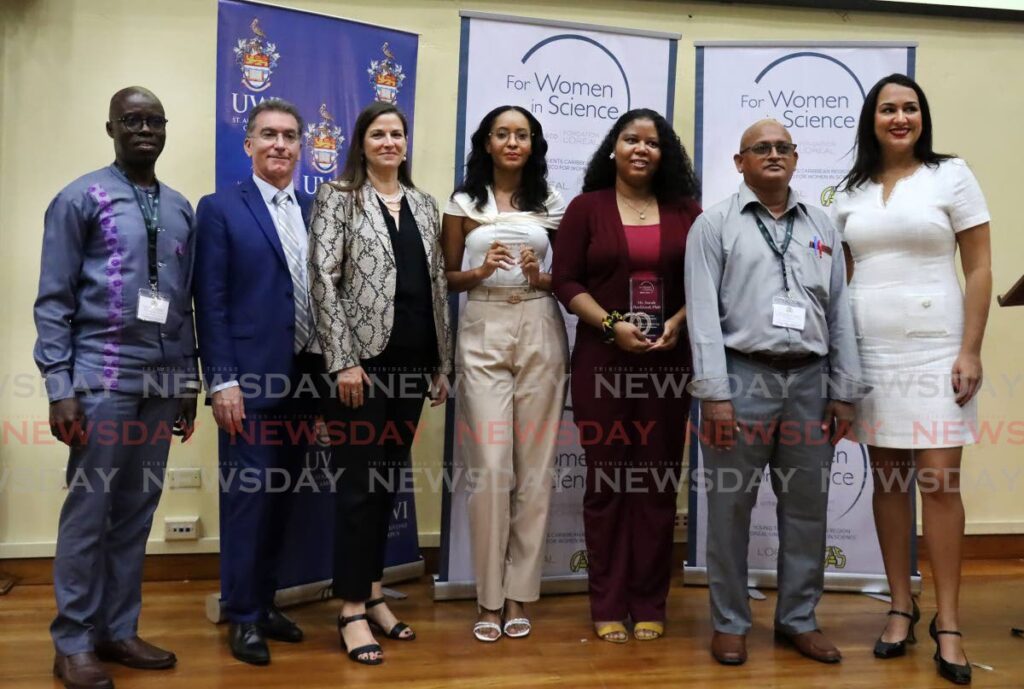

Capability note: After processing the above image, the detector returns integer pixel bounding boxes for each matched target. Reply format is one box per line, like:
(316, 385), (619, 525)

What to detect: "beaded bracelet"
(601, 311), (625, 343)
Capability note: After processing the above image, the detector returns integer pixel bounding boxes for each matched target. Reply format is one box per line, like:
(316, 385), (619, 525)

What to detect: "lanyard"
(131, 184), (161, 290)
(754, 211), (795, 293)
(111, 164), (162, 291)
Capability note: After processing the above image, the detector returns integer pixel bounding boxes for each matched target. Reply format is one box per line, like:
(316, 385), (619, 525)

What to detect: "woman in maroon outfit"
(552, 109), (700, 643)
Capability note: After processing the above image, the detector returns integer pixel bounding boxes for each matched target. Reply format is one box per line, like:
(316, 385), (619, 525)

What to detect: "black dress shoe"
(229, 622), (270, 666)
(929, 615), (972, 685)
(259, 605), (304, 643)
(874, 598), (920, 659)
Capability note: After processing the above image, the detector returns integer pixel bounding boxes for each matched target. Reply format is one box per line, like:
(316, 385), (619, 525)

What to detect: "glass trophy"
(628, 275), (664, 340)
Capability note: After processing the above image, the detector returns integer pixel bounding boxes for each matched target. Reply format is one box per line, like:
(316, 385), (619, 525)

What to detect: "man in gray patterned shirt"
(685, 119), (866, 667)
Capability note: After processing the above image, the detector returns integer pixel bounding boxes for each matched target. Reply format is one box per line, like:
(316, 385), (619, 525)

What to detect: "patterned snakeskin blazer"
(308, 180), (453, 375)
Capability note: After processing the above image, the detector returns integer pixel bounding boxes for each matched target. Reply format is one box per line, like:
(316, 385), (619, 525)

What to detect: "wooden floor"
(2, 561), (1023, 688)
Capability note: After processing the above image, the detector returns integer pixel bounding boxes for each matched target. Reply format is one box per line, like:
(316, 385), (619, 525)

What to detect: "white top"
(445, 186), (565, 287)
(832, 157), (989, 242)
(830, 158), (990, 448)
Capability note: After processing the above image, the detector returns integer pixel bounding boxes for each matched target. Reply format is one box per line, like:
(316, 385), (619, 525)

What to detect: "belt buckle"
(506, 292), (523, 304)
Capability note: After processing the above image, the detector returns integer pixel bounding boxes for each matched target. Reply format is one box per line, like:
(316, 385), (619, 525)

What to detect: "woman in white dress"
(441, 106), (568, 642)
(833, 74), (992, 685)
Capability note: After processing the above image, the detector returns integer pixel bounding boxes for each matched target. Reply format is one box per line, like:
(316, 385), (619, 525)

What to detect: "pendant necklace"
(618, 193), (654, 221)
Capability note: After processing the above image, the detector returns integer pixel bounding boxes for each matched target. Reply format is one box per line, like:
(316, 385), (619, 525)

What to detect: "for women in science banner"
(686, 42), (921, 593)
(207, 0), (421, 621)
(436, 11), (680, 599)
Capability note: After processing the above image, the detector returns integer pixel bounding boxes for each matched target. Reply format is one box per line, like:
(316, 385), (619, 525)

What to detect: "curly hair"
(455, 105), (551, 214)
(582, 108), (699, 202)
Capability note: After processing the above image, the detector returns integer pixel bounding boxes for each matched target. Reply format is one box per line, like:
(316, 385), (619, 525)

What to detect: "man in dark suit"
(193, 98), (322, 665)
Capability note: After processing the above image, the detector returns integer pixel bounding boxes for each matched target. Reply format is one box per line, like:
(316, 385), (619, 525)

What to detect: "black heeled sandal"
(874, 597), (920, 658)
(929, 615), (972, 685)
(366, 597), (416, 641)
(338, 614), (383, 665)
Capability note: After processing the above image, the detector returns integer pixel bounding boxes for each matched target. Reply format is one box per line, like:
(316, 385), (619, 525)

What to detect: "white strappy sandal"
(503, 617), (532, 639)
(473, 621), (502, 642)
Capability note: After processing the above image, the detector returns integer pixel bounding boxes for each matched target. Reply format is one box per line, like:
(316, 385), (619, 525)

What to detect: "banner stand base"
(683, 565), (922, 595)
(205, 558), (426, 623)
(432, 574), (589, 601)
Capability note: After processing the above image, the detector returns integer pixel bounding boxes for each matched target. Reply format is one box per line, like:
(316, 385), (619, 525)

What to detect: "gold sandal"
(634, 621), (664, 641)
(595, 622), (629, 644)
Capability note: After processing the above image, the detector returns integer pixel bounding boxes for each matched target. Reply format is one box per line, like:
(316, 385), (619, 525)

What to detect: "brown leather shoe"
(95, 636), (176, 670)
(53, 652), (113, 689)
(711, 631), (747, 665)
(775, 629), (842, 663)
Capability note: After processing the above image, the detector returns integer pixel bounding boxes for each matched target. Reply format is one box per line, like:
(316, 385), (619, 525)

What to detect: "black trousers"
(321, 343), (433, 601)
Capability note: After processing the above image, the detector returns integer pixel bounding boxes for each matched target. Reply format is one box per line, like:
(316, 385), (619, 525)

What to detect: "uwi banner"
(207, 0), (421, 621)
(685, 41), (921, 593)
(435, 11), (680, 600)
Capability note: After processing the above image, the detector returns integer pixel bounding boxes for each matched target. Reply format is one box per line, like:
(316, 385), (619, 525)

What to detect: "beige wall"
(1, 0), (1021, 557)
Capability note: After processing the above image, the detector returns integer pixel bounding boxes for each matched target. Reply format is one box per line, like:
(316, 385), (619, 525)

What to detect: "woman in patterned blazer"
(308, 101), (452, 666)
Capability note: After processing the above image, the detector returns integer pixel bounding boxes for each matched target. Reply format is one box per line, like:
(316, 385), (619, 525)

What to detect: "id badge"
(771, 295), (806, 331)
(137, 288), (170, 324)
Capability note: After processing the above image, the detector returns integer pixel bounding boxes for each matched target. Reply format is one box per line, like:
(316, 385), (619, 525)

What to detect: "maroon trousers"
(570, 332), (691, 623)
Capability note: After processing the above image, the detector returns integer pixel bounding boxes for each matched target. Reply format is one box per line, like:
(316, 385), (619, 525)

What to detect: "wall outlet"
(164, 516), (200, 541)
(673, 511), (689, 543)
(167, 467), (202, 489)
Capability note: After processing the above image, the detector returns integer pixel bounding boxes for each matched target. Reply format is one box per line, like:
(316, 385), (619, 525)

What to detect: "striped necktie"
(273, 191), (313, 352)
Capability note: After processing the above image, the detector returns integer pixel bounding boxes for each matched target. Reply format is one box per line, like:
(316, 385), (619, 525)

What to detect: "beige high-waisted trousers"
(456, 286), (569, 611)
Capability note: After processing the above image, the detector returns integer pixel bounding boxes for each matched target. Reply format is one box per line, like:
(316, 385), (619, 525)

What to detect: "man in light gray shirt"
(684, 119), (866, 667)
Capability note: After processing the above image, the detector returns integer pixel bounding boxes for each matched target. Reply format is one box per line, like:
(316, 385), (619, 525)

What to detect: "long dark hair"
(334, 102), (415, 202)
(582, 108), (699, 202)
(455, 105), (551, 213)
(839, 74), (953, 192)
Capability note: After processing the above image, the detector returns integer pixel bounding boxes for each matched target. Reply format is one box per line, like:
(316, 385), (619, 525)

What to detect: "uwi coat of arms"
(368, 42), (406, 105)
(304, 104), (345, 174)
(234, 18), (279, 93)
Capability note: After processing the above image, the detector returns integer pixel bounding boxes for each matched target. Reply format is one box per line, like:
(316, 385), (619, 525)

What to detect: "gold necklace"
(618, 193), (655, 221)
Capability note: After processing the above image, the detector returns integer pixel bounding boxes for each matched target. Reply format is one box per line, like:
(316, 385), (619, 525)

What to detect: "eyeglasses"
(251, 128), (300, 144)
(117, 115), (168, 133)
(739, 141), (797, 156)
(490, 129), (531, 144)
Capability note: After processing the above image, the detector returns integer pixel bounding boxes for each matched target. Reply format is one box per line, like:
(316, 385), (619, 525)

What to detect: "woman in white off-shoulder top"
(832, 74), (992, 685)
(441, 105), (568, 643)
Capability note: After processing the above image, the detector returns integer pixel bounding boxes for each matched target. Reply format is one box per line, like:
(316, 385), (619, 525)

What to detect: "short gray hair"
(245, 98), (303, 136)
